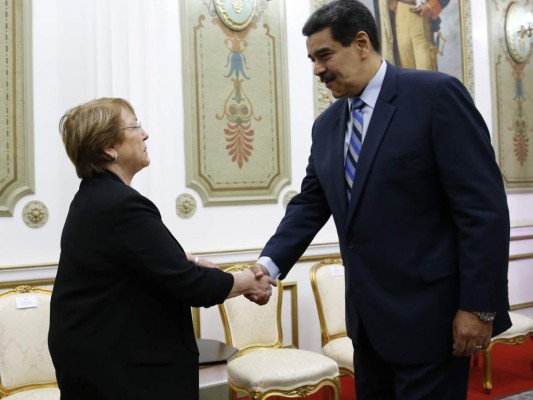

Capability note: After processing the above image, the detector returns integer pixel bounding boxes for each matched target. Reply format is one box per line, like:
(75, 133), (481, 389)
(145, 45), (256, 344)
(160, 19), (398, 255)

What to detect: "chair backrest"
(0, 285), (57, 396)
(219, 264), (283, 353)
(310, 259), (347, 346)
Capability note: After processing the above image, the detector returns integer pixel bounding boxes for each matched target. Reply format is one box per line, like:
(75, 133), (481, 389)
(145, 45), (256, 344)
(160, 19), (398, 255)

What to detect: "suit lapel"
(331, 100), (350, 216)
(346, 63), (398, 223)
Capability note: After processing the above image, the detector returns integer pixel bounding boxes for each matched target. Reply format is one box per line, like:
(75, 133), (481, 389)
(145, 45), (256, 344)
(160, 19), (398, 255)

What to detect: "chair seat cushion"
(493, 313), (533, 340)
(227, 348), (339, 392)
(322, 337), (354, 372)
(3, 388), (60, 400)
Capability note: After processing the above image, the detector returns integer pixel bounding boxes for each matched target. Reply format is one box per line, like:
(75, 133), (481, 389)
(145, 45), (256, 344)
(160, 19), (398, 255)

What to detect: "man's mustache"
(320, 72), (336, 84)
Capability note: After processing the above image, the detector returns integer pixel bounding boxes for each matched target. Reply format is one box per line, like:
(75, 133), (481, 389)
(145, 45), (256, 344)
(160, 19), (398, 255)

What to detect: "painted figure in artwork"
(380, 0), (450, 70)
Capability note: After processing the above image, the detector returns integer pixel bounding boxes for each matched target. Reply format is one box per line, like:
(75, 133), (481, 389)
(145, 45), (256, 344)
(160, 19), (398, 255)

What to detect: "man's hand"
(245, 263), (277, 305)
(452, 309), (493, 357)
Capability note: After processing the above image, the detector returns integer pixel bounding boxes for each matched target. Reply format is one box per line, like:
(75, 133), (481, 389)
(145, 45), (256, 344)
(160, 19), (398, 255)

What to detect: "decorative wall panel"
(0, 0), (34, 216)
(488, 0), (533, 190)
(180, 0), (290, 205)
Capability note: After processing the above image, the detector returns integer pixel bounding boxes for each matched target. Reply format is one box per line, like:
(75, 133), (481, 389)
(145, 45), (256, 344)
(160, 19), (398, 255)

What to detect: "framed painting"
(180, 0), (291, 205)
(0, 0), (34, 216)
(488, 0), (533, 190)
(312, 0), (474, 115)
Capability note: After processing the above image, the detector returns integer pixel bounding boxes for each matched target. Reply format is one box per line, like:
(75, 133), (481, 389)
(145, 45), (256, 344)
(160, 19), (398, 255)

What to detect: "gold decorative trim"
(214, 0), (256, 31)
(0, 279), (55, 290)
(310, 258), (345, 347)
(511, 234), (533, 241)
(510, 301), (533, 311)
(176, 193), (197, 219)
(22, 200), (48, 228)
(282, 281), (299, 348)
(229, 376), (340, 400)
(509, 252), (533, 261)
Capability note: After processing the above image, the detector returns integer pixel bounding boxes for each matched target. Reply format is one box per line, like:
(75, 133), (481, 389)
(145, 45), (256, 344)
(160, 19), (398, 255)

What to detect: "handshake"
(243, 263), (278, 306)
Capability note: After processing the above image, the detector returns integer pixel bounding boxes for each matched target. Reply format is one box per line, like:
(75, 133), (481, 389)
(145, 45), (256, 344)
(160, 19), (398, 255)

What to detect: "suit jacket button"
(348, 243), (355, 249)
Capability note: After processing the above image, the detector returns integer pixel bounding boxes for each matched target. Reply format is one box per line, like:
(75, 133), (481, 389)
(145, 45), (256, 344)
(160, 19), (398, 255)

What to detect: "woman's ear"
(104, 148), (117, 163)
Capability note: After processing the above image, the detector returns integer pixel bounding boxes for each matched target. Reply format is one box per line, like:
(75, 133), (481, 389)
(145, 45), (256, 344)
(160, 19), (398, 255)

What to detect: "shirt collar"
(349, 60), (387, 110)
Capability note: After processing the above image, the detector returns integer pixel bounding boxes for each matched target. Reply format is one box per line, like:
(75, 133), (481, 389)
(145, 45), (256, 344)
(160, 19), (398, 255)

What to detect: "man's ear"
(354, 31), (371, 52)
(353, 31), (373, 59)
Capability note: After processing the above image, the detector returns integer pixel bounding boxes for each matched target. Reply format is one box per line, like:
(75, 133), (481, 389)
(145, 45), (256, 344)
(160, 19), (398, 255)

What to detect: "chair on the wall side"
(479, 312), (533, 393)
(310, 259), (354, 378)
(0, 285), (60, 399)
(219, 264), (341, 400)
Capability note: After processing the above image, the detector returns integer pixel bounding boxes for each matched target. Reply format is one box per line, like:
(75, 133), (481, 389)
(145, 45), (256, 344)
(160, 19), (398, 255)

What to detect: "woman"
(48, 98), (274, 399)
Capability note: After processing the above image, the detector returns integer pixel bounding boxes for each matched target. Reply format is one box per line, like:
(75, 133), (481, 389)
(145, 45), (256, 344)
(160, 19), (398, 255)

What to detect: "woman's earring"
(113, 154), (118, 163)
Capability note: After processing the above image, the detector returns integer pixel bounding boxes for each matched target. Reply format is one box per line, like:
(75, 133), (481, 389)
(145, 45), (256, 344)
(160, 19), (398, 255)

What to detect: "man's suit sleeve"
(431, 76), (510, 312)
(261, 136), (332, 278)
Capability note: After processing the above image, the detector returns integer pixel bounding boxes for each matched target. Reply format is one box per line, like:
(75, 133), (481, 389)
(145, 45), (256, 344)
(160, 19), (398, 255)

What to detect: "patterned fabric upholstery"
(219, 264), (341, 400)
(227, 348), (339, 392)
(322, 337), (353, 373)
(310, 259), (354, 376)
(0, 286), (58, 397)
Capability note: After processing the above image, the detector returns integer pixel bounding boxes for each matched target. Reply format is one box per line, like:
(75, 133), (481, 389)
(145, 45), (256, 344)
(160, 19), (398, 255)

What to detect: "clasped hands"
(245, 263), (277, 306)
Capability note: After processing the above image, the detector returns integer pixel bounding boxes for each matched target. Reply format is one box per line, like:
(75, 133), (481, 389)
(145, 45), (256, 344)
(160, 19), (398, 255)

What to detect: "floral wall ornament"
(216, 29), (262, 168)
(503, 3), (532, 168)
(22, 200), (48, 228)
(176, 194), (197, 219)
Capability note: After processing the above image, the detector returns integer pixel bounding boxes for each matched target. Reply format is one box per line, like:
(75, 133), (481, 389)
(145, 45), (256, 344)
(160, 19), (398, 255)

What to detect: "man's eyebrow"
(314, 47), (332, 57)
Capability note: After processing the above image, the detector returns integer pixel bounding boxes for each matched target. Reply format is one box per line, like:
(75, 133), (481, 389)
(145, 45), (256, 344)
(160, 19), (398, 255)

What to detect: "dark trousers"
(353, 328), (471, 400)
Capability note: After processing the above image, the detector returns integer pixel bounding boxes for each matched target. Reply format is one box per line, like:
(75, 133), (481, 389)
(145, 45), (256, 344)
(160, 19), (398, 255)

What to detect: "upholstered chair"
(480, 312), (533, 393)
(310, 259), (354, 378)
(0, 286), (59, 399)
(219, 264), (341, 400)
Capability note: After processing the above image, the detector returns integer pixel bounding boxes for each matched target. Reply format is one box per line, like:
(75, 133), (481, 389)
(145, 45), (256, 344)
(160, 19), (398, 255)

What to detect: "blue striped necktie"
(345, 98), (365, 201)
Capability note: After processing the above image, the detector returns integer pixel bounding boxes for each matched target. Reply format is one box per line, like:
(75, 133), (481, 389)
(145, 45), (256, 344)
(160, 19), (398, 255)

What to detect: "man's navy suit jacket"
(262, 62), (511, 364)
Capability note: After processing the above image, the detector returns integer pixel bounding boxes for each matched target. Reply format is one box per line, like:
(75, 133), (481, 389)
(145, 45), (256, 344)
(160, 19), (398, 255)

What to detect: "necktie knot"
(351, 97), (365, 113)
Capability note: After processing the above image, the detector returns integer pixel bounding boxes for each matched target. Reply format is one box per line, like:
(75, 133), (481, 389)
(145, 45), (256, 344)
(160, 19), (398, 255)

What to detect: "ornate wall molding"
(180, 0), (291, 205)
(0, 0), (34, 216)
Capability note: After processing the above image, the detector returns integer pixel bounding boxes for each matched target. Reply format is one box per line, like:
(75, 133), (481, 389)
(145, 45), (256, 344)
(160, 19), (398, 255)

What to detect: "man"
(249, 1), (511, 399)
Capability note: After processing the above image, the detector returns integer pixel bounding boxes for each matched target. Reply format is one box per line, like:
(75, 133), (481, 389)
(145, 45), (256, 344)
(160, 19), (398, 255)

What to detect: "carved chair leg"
(483, 345), (494, 394)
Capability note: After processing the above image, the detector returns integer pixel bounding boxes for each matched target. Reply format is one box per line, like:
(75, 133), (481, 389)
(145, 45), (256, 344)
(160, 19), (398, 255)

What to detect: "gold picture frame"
(0, 0), (34, 216)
